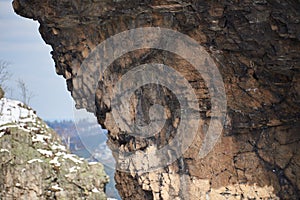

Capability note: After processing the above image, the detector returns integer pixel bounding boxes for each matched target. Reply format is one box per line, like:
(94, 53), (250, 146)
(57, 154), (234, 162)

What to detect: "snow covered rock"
(0, 98), (109, 199)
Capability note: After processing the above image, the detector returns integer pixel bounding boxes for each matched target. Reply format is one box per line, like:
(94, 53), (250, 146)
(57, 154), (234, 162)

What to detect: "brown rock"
(12, 0), (300, 199)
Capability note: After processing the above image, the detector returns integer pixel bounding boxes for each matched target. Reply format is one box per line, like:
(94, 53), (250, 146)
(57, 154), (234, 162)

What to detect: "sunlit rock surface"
(13, 0), (300, 199)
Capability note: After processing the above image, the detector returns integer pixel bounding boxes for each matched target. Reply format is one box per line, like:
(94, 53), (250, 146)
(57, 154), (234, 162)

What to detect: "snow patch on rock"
(37, 149), (53, 157)
(27, 159), (44, 164)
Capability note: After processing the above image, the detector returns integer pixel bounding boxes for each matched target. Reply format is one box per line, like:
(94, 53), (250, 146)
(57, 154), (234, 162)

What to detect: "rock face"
(13, 0), (300, 199)
(0, 97), (108, 199)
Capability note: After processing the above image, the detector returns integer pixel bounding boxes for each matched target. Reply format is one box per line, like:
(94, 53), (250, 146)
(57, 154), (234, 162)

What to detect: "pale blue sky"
(0, 0), (74, 120)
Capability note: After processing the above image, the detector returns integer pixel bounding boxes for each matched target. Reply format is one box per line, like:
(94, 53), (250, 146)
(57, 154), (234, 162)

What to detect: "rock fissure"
(253, 130), (299, 199)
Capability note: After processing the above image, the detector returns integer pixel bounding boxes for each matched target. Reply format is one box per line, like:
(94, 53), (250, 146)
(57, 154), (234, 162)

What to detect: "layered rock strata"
(13, 1), (300, 199)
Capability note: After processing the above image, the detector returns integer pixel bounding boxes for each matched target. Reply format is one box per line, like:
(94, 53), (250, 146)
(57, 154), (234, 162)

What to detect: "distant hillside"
(45, 119), (111, 162)
(45, 120), (82, 152)
(46, 119), (120, 199)
(0, 97), (108, 199)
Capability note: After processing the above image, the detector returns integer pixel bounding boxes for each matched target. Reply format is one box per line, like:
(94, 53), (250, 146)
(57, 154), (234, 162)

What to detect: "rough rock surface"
(13, 0), (300, 199)
(0, 97), (108, 199)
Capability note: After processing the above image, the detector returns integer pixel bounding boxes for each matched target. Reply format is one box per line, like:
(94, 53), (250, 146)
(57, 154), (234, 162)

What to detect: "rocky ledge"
(12, 0), (300, 199)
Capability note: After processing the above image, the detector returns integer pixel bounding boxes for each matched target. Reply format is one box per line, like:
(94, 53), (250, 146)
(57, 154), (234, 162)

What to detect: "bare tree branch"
(17, 79), (35, 105)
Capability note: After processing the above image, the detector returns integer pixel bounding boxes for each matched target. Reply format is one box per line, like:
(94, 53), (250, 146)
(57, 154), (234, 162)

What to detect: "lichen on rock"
(0, 98), (109, 199)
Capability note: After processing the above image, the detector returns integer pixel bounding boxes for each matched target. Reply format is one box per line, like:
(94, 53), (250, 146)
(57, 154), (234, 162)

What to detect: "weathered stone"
(12, 0), (300, 199)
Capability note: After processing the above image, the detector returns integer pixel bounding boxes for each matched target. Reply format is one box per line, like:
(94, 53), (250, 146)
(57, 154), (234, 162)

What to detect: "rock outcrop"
(13, 0), (300, 199)
(0, 97), (108, 199)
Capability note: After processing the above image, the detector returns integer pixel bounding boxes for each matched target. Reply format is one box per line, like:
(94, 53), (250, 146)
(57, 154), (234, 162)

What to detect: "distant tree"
(17, 79), (35, 105)
(0, 60), (12, 92)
